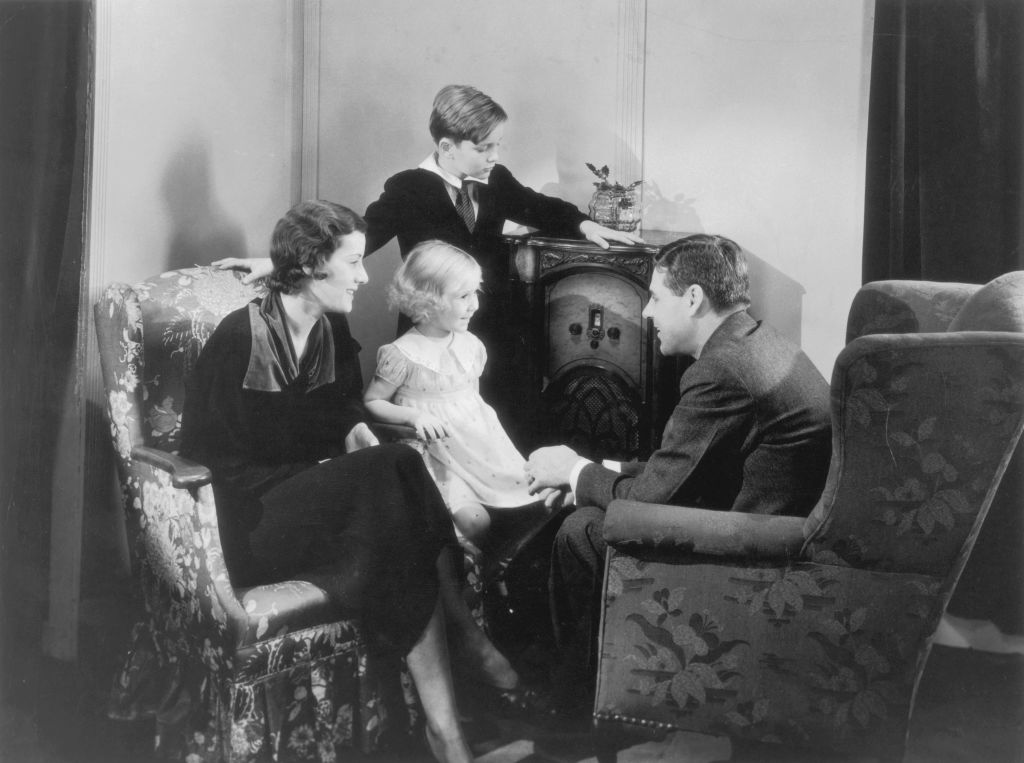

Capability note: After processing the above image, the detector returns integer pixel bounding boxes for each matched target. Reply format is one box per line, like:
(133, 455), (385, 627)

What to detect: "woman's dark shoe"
(476, 682), (557, 721)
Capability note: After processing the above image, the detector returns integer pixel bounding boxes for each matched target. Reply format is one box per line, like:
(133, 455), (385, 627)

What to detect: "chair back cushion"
(947, 271), (1024, 332)
(107, 267), (264, 456)
(846, 280), (978, 343)
(803, 333), (1024, 577)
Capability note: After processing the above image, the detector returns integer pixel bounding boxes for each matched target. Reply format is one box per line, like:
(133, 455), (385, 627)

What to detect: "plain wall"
(94, 0), (299, 288)
(643, 0), (872, 374)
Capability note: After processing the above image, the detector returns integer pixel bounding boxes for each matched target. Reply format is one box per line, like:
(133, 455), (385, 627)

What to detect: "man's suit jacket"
(576, 311), (832, 517)
(363, 164), (587, 285)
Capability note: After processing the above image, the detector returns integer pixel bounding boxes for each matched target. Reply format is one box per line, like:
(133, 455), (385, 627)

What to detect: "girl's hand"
(212, 256), (273, 285)
(412, 412), (450, 442)
(536, 487), (575, 510)
(345, 422), (379, 453)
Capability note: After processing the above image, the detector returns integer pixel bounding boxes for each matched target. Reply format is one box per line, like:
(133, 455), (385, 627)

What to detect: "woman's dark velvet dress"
(180, 294), (457, 656)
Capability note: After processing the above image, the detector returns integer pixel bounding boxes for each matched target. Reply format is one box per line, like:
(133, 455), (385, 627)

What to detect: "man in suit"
(525, 233), (832, 715)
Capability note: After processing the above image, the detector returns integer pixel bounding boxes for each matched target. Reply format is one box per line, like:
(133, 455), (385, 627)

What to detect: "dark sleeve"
(180, 314), (312, 501)
(488, 164), (589, 238)
(322, 313), (369, 440)
(363, 170), (452, 256)
(575, 357), (754, 509)
(363, 174), (405, 255)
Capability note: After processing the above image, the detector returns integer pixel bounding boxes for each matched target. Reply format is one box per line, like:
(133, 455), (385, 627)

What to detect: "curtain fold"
(863, 0), (1023, 283)
(0, 0), (93, 699)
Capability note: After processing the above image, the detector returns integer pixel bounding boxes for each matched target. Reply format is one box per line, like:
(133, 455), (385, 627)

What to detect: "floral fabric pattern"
(597, 555), (942, 758)
(96, 267), (455, 762)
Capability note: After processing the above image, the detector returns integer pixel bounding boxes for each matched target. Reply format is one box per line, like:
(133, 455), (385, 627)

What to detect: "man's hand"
(579, 220), (645, 250)
(345, 422), (380, 453)
(212, 256), (273, 285)
(411, 411), (450, 442)
(525, 445), (582, 493)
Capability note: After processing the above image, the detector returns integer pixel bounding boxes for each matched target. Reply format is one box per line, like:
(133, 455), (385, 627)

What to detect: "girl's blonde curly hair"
(388, 240), (482, 325)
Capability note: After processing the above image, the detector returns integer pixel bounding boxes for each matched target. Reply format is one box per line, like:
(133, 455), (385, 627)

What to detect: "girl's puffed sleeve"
(374, 343), (411, 388)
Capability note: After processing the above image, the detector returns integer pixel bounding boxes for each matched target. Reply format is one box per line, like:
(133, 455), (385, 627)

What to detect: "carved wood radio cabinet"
(505, 232), (688, 462)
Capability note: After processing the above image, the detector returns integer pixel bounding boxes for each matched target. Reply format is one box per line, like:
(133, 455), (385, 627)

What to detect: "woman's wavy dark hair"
(267, 200), (366, 294)
(654, 234), (750, 311)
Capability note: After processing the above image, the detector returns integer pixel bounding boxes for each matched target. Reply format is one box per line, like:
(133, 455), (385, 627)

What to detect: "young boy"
(363, 84), (640, 281)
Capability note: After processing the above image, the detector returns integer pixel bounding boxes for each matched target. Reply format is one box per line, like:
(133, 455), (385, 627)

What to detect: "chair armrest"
(604, 499), (806, 560)
(370, 422), (418, 441)
(129, 449), (250, 648)
(132, 445), (211, 488)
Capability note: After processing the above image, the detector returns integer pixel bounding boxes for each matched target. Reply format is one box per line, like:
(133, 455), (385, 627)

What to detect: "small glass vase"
(588, 187), (641, 232)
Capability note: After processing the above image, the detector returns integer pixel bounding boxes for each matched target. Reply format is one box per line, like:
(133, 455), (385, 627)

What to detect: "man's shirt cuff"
(569, 458), (622, 494)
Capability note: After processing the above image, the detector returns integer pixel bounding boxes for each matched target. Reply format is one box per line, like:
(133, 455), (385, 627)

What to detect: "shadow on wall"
(161, 136), (247, 271)
(644, 186), (805, 348)
(745, 250), (805, 347)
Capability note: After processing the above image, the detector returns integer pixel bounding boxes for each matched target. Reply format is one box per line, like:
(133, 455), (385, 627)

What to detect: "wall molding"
(300, 0), (321, 200)
(616, 0), (647, 190)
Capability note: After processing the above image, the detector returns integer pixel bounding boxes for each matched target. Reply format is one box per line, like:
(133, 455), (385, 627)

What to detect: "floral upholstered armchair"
(94, 267), (432, 762)
(592, 272), (1024, 762)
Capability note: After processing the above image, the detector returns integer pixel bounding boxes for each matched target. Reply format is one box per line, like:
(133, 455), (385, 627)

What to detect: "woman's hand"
(579, 220), (645, 249)
(345, 422), (380, 453)
(411, 411), (450, 442)
(212, 256), (273, 285)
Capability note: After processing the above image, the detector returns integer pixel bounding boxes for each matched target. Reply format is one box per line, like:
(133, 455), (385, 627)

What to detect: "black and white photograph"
(2, 1), (1022, 761)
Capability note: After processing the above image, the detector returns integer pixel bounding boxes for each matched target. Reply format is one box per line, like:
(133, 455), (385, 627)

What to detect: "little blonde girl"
(364, 240), (560, 545)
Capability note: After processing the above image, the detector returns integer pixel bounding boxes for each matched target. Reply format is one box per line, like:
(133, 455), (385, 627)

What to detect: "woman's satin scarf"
(242, 292), (335, 392)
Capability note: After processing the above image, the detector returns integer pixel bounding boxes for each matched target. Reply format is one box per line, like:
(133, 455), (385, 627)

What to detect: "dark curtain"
(863, 0), (1023, 283)
(0, 0), (93, 705)
(863, 0), (1024, 635)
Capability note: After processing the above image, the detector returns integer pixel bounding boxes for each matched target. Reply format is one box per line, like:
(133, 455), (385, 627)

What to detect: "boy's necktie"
(455, 181), (476, 232)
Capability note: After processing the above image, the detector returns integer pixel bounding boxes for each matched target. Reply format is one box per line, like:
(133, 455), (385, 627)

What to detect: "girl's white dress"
(373, 328), (535, 512)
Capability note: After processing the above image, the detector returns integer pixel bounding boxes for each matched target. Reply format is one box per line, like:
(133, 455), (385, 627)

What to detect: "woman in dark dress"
(180, 200), (521, 763)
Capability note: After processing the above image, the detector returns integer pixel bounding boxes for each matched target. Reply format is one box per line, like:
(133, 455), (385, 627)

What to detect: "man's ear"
(687, 284), (707, 314)
(438, 138), (454, 155)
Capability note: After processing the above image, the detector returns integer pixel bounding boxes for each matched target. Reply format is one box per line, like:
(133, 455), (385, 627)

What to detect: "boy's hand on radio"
(579, 220), (645, 250)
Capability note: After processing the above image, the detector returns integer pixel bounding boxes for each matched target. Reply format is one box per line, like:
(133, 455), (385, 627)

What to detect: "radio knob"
(569, 323), (583, 336)
(607, 326), (621, 341)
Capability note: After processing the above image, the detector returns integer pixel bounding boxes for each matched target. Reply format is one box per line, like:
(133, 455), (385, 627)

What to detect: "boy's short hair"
(654, 234), (751, 311)
(389, 240), (482, 324)
(429, 84), (508, 145)
(268, 200), (366, 294)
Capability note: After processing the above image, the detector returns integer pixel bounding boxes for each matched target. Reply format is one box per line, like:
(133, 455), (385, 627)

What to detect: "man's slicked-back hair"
(653, 234), (751, 311)
(268, 200), (366, 294)
(429, 84), (508, 145)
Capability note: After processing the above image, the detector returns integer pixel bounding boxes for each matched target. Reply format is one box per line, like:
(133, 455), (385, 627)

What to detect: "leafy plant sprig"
(586, 162), (643, 192)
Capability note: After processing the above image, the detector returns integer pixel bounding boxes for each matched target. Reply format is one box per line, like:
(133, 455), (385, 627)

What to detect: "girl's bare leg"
(405, 598), (474, 763)
(437, 545), (519, 689)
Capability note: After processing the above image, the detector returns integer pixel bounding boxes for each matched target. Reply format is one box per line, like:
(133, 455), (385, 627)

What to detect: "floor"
(2, 588), (1022, 763)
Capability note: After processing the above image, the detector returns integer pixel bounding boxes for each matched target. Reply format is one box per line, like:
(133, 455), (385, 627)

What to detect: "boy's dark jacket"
(363, 163), (588, 282)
